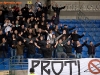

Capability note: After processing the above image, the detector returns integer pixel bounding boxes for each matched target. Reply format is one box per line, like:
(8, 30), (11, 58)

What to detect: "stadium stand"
(0, 1), (100, 74)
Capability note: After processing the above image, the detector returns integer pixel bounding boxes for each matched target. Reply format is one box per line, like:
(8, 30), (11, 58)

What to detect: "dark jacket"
(71, 34), (84, 41)
(40, 47), (52, 58)
(61, 26), (76, 38)
(39, 5), (51, 14)
(0, 42), (8, 52)
(21, 7), (29, 18)
(11, 39), (17, 49)
(64, 45), (73, 53)
(52, 15), (59, 25)
(36, 10), (42, 18)
(74, 42), (85, 53)
(0, 10), (4, 24)
(25, 42), (35, 54)
(85, 42), (100, 54)
(56, 38), (70, 52)
(28, 12), (35, 18)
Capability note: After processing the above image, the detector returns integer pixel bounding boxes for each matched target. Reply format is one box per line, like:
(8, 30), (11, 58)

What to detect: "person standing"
(74, 41), (86, 58)
(52, 2), (66, 16)
(24, 39), (36, 58)
(84, 41), (100, 58)
(0, 38), (8, 58)
(54, 36), (71, 58)
(51, 12), (59, 25)
(64, 40), (75, 58)
(21, 4), (29, 19)
(16, 41), (24, 63)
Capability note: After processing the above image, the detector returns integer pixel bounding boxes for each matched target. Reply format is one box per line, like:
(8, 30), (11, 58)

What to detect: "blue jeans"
(89, 54), (94, 58)
(17, 55), (23, 63)
(29, 54), (35, 58)
(76, 53), (82, 58)
(11, 48), (16, 58)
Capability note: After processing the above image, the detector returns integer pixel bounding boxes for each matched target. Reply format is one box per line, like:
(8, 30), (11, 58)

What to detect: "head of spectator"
(30, 68), (35, 74)
(52, 34), (56, 39)
(64, 25), (68, 28)
(22, 17), (26, 21)
(62, 35), (66, 41)
(14, 30), (18, 35)
(55, 25), (58, 30)
(54, 12), (57, 16)
(43, 4), (46, 7)
(41, 17), (45, 21)
(42, 13), (46, 17)
(46, 43), (51, 48)
(18, 40), (22, 45)
(63, 29), (66, 34)
(67, 40), (71, 45)
(38, 28), (42, 33)
(90, 41), (93, 46)
(55, 3), (58, 7)
(77, 41), (81, 45)
(28, 35), (32, 39)
(21, 25), (25, 30)
(18, 11), (22, 15)
(25, 4), (28, 8)
(49, 29), (53, 34)
(0, 29), (3, 35)
(40, 35), (44, 41)
(37, 0), (40, 2)
(58, 39), (62, 44)
(16, 4), (19, 7)
(16, 16), (20, 20)
(29, 28), (33, 34)
(2, 38), (6, 43)
(74, 30), (77, 34)
(12, 34), (16, 39)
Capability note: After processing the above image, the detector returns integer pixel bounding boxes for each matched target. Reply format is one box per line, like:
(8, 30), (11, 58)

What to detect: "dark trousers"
(0, 50), (7, 58)
(67, 53), (75, 58)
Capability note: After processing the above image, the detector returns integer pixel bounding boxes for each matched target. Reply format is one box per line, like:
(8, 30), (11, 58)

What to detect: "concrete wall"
(11, 70), (28, 75)
(51, 1), (100, 19)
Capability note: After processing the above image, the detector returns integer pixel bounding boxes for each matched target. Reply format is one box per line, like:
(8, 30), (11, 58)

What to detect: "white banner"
(28, 58), (100, 75)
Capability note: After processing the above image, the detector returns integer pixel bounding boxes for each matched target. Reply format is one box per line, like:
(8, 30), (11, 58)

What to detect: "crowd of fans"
(0, 0), (100, 62)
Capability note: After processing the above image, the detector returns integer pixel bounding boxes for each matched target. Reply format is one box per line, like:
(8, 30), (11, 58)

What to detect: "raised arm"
(62, 36), (71, 45)
(94, 42), (100, 47)
(34, 42), (40, 49)
(59, 6), (65, 10)
(55, 34), (63, 42)
(78, 33), (85, 38)
(39, 4), (43, 9)
(69, 26), (76, 31)
(84, 41), (89, 47)
(82, 41), (87, 47)
(48, 5), (51, 9)
(52, 6), (55, 11)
